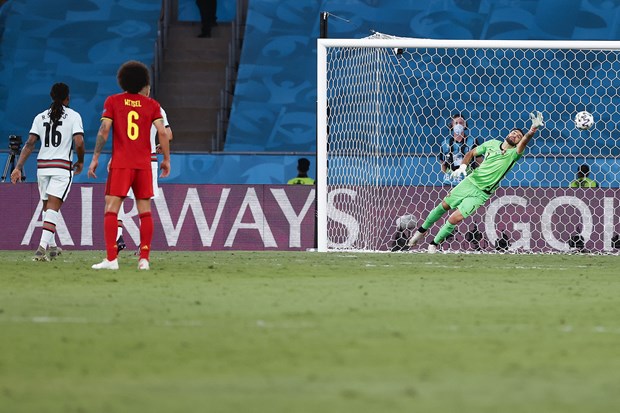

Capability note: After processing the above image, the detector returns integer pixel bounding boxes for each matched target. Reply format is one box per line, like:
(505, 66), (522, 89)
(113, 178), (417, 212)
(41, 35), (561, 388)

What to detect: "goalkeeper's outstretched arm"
(516, 127), (538, 154)
(517, 110), (544, 154)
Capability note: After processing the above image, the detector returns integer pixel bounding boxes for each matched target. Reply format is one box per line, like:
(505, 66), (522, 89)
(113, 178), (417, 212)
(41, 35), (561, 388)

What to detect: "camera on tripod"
(2, 134), (26, 182)
(9, 135), (23, 153)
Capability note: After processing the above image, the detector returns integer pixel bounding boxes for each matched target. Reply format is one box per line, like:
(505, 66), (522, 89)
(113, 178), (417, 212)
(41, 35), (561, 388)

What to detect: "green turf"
(0, 250), (619, 413)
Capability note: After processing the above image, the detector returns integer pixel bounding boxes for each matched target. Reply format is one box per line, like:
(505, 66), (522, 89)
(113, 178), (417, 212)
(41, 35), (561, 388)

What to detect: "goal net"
(316, 37), (620, 254)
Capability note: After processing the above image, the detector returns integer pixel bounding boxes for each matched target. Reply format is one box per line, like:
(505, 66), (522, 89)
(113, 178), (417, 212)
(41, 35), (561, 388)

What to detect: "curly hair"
(48, 82), (69, 123)
(117, 60), (150, 94)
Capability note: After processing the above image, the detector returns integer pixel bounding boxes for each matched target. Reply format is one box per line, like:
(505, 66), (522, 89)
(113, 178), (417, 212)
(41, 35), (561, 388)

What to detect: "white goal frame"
(317, 38), (620, 253)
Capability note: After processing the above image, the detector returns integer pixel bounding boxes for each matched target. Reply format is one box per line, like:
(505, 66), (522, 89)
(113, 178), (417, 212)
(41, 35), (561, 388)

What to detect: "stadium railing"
(215, 0), (248, 151)
(152, 0), (173, 100)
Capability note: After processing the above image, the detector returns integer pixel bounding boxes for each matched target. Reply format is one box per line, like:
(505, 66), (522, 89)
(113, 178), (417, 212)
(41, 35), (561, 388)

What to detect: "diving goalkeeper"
(408, 111), (544, 253)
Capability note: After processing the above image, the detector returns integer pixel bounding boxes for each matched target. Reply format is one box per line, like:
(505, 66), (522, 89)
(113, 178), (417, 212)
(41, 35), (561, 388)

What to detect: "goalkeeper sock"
(421, 203), (449, 230)
(139, 212), (153, 260)
(433, 222), (456, 245)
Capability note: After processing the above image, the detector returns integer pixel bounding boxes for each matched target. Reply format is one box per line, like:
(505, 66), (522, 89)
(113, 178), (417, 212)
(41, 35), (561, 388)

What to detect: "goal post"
(317, 38), (620, 254)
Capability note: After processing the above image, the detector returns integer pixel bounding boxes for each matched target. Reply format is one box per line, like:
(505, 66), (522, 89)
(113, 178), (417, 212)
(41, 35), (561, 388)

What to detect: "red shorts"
(105, 168), (154, 199)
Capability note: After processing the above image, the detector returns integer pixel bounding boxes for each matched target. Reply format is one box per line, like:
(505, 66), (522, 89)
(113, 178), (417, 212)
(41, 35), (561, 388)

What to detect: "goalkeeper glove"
(450, 164), (467, 180)
(530, 111), (544, 129)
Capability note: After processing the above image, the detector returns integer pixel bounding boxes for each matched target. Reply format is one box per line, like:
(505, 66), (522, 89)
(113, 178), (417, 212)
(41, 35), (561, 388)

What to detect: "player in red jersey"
(88, 60), (170, 270)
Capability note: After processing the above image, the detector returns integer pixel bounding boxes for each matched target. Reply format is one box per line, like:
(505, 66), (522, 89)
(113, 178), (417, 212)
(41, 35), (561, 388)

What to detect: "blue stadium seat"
(225, 0), (620, 157)
(0, 0), (160, 148)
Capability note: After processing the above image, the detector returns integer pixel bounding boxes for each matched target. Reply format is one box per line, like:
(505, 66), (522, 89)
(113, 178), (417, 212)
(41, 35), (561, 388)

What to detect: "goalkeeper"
(408, 111), (544, 253)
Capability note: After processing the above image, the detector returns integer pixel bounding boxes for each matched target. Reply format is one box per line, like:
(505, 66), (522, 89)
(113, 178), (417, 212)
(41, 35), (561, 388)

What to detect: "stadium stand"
(2, 0), (620, 185)
(0, 0), (236, 153)
(220, 0), (620, 186)
(0, 0), (161, 150)
(225, 0), (620, 156)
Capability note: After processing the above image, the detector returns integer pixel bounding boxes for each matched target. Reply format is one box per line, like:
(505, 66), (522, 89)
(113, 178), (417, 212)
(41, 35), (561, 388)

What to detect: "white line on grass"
(443, 324), (620, 334)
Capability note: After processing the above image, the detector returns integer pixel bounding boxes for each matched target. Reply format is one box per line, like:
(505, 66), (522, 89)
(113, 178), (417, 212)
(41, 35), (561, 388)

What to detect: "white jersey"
(30, 106), (84, 176)
(150, 107), (170, 162)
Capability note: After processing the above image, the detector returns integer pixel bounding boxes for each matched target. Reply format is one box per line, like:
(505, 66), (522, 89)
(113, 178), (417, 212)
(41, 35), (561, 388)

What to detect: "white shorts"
(126, 161), (159, 199)
(38, 174), (72, 202)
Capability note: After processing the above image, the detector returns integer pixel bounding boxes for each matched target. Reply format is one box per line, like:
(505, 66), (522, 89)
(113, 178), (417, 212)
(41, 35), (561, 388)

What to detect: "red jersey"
(102, 92), (163, 169)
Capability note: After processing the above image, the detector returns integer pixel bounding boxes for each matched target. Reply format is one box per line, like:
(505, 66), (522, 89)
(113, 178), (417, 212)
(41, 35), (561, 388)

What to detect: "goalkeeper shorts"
(444, 179), (490, 219)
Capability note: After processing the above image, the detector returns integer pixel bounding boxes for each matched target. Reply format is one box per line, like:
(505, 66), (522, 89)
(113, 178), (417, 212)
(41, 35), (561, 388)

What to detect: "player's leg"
(133, 168), (155, 270)
(92, 169), (131, 270)
(116, 219), (126, 251)
(40, 196), (63, 260)
(428, 209), (464, 253)
(33, 177), (52, 261)
(91, 195), (124, 268)
(116, 201), (126, 253)
(35, 175), (70, 261)
(408, 180), (473, 248)
(41, 199), (60, 255)
(428, 189), (488, 253)
(41, 202), (63, 260)
(43, 200), (59, 252)
(135, 198), (152, 270)
(117, 186), (136, 252)
(44, 175), (73, 258)
(91, 196), (123, 269)
(408, 200), (451, 247)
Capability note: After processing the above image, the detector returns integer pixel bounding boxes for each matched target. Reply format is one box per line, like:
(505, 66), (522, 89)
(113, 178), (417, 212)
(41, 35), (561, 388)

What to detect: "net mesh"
(322, 39), (620, 253)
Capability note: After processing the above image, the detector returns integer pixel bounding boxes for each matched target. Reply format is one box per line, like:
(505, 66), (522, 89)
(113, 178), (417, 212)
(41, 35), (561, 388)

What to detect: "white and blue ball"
(574, 111), (594, 130)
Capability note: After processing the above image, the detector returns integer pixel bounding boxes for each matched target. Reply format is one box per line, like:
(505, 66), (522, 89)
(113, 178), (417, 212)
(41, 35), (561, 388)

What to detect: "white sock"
(117, 222), (123, 241)
(40, 209), (59, 250)
(43, 211), (58, 247)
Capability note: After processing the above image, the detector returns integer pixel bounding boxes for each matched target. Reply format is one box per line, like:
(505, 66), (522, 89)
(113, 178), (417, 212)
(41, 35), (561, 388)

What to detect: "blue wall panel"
(3, 152), (618, 187)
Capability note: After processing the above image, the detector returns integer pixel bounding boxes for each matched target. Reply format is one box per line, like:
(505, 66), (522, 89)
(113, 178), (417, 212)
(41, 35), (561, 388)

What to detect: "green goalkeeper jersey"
(466, 139), (522, 194)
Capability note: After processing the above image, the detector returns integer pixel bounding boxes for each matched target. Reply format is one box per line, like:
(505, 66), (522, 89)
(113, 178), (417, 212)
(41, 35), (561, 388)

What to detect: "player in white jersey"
(11, 83), (85, 261)
(115, 105), (173, 252)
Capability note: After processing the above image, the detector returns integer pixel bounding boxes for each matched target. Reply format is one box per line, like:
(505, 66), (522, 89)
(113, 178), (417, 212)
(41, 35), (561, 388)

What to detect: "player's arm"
(73, 133), (85, 175)
(516, 129), (536, 155)
(153, 119), (170, 178)
(450, 146), (480, 179)
(473, 138), (484, 167)
(155, 126), (173, 154)
(10, 134), (38, 183)
(88, 119), (112, 178)
(517, 111), (544, 154)
(461, 147), (479, 166)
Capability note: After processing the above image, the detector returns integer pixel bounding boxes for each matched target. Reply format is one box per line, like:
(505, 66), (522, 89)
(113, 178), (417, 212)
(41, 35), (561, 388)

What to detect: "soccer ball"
(574, 111), (594, 130)
(396, 214), (417, 231)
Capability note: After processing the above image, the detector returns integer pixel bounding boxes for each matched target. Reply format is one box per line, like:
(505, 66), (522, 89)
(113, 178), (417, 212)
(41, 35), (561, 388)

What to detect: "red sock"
(104, 212), (118, 261)
(139, 212), (153, 260)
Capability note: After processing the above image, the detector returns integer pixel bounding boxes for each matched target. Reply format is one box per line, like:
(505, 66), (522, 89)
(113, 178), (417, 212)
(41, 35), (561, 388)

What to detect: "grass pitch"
(0, 250), (619, 413)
